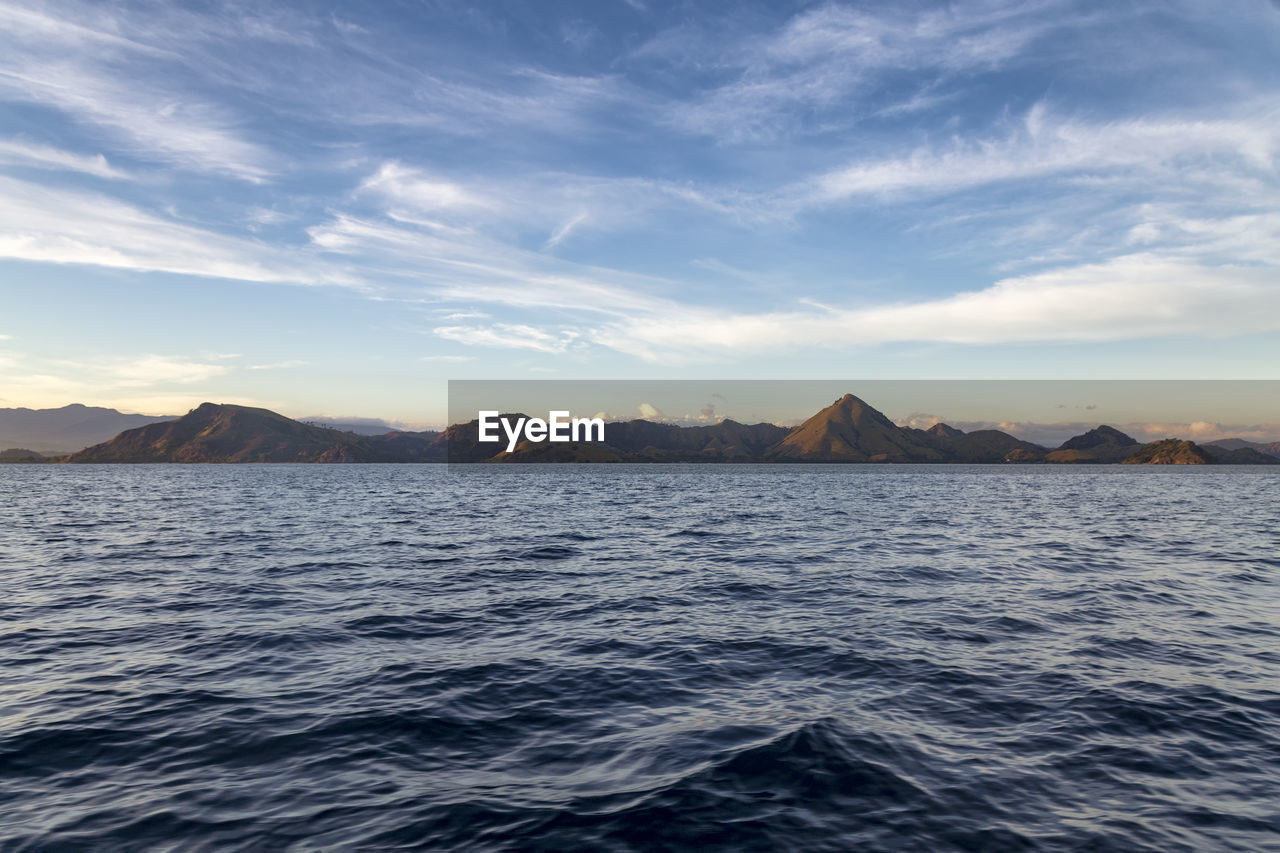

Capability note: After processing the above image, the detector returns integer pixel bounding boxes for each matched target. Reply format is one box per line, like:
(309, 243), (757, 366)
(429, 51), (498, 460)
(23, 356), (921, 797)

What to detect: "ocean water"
(2, 464), (1279, 852)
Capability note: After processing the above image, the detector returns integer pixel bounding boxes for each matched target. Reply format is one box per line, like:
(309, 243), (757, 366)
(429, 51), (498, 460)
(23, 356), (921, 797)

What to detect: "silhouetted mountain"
(770, 394), (945, 462)
(0, 404), (176, 453)
(910, 424), (1047, 463)
(1206, 438), (1280, 458)
(605, 419), (790, 460)
(1060, 425), (1138, 450)
(0, 448), (50, 463)
(1046, 426), (1141, 463)
(1201, 444), (1280, 465)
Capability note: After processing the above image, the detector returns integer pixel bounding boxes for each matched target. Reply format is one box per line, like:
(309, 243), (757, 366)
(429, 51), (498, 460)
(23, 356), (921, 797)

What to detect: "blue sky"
(1, 0), (1278, 425)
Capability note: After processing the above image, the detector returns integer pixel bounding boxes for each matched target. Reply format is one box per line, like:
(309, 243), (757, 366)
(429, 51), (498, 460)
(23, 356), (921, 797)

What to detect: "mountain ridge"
(45, 398), (1280, 464)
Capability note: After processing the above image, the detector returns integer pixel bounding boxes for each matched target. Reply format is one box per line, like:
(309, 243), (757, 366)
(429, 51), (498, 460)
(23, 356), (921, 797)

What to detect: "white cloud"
(544, 211), (589, 250)
(419, 355), (474, 362)
(433, 323), (577, 353)
(0, 175), (353, 285)
(246, 360), (308, 370)
(590, 254), (1280, 360)
(645, 0), (1078, 141)
(796, 105), (1278, 207)
(0, 138), (130, 179)
(91, 354), (231, 386)
(359, 162), (493, 213)
(0, 5), (272, 180)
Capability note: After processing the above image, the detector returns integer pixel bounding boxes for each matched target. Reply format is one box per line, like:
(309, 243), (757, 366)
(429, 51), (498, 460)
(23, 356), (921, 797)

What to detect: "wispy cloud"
(544, 211), (590, 250)
(0, 3), (273, 180)
(590, 253), (1280, 360)
(0, 138), (130, 179)
(637, 0), (1083, 142)
(246, 360), (308, 370)
(794, 104), (1278, 208)
(433, 323), (579, 354)
(0, 175), (353, 284)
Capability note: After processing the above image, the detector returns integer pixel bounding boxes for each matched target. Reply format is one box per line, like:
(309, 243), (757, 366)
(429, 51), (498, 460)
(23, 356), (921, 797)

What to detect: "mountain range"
(0, 404), (177, 453)
(26, 394), (1276, 465)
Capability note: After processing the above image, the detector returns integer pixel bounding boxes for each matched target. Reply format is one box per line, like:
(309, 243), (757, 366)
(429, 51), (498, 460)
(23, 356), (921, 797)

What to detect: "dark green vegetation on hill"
(54, 396), (1279, 464)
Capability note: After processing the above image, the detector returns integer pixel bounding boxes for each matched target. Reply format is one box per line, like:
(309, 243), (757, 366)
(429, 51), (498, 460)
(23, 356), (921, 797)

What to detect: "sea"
(2, 464), (1278, 851)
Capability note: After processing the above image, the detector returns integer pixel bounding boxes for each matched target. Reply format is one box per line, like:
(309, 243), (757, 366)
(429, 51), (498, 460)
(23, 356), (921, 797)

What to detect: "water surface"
(2, 465), (1278, 850)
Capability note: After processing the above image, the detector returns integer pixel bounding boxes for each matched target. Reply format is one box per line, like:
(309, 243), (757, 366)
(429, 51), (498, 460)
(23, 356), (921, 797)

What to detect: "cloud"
(590, 254), (1280, 360)
(246, 360), (307, 370)
(419, 355), (474, 362)
(0, 138), (130, 179)
(641, 1), (1078, 142)
(0, 175), (354, 285)
(0, 51), (272, 181)
(544, 212), (589, 250)
(0, 350), (240, 410)
(90, 354), (232, 386)
(359, 162), (493, 214)
(433, 323), (577, 353)
(793, 104), (1278, 208)
(897, 412), (945, 429)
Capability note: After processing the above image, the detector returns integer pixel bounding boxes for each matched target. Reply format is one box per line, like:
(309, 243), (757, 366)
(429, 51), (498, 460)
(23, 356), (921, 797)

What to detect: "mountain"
(1120, 439), (1212, 465)
(924, 422), (965, 440)
(0, 448), (51, 463)
(1045, 426), (1141, 463)
(1201, 444), (1280, 465)
(604, 419), (790, 460)
(1206, 438), (1280, 458)
(911, 424), (1047, 463)
(66, 403), (442, 463)
(298, 416), (404, 436)
(770, 394), (945, 462)
(48, 396), (1280, 465)
(446, 416), (789, 462)
(0, 404), (177, 453)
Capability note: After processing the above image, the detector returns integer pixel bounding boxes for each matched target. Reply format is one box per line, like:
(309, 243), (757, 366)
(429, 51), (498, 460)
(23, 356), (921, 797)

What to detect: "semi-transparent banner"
(443, 380), (1280, 464)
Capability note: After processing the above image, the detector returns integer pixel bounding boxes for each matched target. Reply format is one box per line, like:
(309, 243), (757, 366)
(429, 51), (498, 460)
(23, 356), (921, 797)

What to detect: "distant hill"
(910, 423), (1047, 463)
(1120, 439), (1212, 465)
(0, 448), (51, 463)
(0, 404), (177, 453)
(1205, 438), (1280, 458)
(1201, 444), (1280, 465)
(67, 403), (443, 463)
(49, 397), (1280, 465)
(1045, 426), (1141, 463)
(770, 394), (945, 462)
(298, 416), (403, 436)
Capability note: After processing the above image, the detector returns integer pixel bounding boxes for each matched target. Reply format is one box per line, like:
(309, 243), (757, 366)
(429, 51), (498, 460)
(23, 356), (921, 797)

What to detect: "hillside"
(42, 397), (1279, 465)
(910, 423), (1047, 463)
(0, 404), (176, 453)
(770, 394), (945, 462)
(1045, 426), (1141, 463)
(66, 403), (442, 463)
(1119, 439), (1212, 465)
